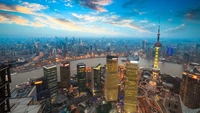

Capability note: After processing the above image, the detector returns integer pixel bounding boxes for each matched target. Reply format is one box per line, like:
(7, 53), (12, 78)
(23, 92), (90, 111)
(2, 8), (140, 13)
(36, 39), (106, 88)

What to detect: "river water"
(10, 57), (184, 89)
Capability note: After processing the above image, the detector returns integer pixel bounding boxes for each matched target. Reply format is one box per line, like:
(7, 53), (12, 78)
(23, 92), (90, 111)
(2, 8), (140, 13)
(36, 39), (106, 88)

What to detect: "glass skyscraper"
(124, 61), (139, 113)
(105, 55), (118, 102)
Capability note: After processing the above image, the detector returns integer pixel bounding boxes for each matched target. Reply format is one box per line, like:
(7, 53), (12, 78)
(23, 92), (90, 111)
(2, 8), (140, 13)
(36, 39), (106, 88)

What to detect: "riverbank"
(10, 57), (184, 89)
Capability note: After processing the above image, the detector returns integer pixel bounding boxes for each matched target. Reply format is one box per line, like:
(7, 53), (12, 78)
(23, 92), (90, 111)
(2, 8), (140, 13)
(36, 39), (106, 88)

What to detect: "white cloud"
(0, 13), (45, 27)
(54, 9), (59, 12)
(22, 2), (49, 11)
(139, 20), (148, 23)
(168, 18), (172, 22)
(71, 13), (150, 33)
(64, 3), (73, 7)
(164, 24), (185, 33)
(133, 9), (147, 15)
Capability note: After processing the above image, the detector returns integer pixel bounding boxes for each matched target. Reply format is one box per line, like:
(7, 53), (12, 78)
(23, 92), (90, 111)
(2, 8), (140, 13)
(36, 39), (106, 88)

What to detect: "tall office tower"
(124, 61), (139, 113)
(152, 20), (162, 85)
(0, 65), (11, 113)
(90, 45), (92, 51)
(105, 55), (118, 102)
(60, 61), (70, 89)
(77, 63), (86, 93)
(91, 63), (102, 96)
(142, 40), (146, 50)
(43, 65), (58, 99)
(180, 67), (200, 109)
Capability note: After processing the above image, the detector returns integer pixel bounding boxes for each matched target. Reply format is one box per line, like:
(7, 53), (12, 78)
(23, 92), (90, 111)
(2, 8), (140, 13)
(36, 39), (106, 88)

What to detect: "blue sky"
(0, 0), (200, 38)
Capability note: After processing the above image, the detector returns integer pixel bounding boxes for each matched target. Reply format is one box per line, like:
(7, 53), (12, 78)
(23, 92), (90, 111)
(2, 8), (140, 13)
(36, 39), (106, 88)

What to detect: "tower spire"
(157, 17), (160, 42)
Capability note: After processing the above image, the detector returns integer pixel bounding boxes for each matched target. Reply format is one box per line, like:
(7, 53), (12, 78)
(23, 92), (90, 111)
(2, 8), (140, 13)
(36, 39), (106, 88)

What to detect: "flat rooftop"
(11, 86), (34, 98)
(43, 65), (57, 69)
(77, 63), (86, 66)
(10, 97), (42, 113)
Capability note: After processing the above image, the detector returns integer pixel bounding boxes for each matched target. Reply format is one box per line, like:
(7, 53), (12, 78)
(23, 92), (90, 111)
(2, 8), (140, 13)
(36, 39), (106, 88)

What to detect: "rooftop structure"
(10, 97), (44, 113)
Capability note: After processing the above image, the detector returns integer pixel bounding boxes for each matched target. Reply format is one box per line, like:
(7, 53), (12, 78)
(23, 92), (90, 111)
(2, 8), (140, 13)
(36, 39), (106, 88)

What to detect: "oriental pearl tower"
(151, 19), (162, 86)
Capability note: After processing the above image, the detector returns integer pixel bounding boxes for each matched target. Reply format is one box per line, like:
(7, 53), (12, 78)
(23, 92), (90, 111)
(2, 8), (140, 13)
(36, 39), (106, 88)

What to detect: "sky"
(0, 0), (200, 38)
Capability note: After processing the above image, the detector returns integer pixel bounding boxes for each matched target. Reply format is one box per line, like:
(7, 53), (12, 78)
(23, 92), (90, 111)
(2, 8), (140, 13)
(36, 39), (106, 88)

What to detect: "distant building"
(180, 67), (200, 109)
(105, 55), (118, 102)
(77, 63), (86, 93)
(91, 63), (102, 96)
(167, 47), (173, 56)
(183, 53), (190, 63)
(0, 65), (11, 113)
(124, 61), (139, 113)
(142, 40), (146, 50)
(60, 61), (70, 89)
(43, 65), (58, 99)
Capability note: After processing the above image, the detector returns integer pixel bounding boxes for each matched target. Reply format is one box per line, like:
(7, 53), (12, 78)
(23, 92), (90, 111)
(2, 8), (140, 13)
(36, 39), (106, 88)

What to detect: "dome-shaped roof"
(154, 41), (162, 47)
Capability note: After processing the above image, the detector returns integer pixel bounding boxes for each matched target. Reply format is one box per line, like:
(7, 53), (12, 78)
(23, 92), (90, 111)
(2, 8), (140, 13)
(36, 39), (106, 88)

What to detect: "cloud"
(71, 13), (150, 33)
(122, 0), (146, 8)
(54, 9), (59, 12)
(72, 13), (104, 22)
(0, 12), (45, 27)
(164, 24), (185, 33)
(79, 0), (112, 12)
(167, 18), (172, 22)
(0, 2), (129, 36)
(22, 2), (49, 11)
(133, 9), (147, 15)
(64, 3), (73, 7)
(0, 3), (33, 14)
(139, 19), (148, 23)
(184, 7), (200, 20)
(0, 2), (48, 15)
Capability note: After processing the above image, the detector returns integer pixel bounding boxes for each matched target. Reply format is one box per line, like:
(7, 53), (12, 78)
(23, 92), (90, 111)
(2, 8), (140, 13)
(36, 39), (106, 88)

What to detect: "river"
(10, 57), (184, 89)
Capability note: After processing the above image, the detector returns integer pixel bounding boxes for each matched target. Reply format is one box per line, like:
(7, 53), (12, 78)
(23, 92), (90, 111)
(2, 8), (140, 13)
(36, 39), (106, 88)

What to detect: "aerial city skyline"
(0, 0), (200, 38)
(0, 0), (200, 113)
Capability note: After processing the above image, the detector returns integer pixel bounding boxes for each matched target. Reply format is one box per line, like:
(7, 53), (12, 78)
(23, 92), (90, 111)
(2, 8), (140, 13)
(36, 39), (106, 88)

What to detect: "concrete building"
(105, 55), (118, 102)
(91, 63), (102, 96)
(180, 67), (200, 109)
(43, 65), (58, 99)
(77, 63), (86, 93)
(124, 61), (139, 113)
(0, 65), (11, 113)
(60, 61), (70, 89)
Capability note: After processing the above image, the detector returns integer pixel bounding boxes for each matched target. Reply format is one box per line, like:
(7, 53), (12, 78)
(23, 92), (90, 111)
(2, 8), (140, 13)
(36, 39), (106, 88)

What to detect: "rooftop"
(77, 63), (86, 66)
(10, 97), (43, 113)
(11, 86), (35, 98)
(43, 65), (57, 69)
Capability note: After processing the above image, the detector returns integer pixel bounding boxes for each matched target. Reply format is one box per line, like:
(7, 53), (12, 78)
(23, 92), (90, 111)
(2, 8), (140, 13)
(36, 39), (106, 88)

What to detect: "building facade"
(0, 65), (11, 113)
(77, 63), (86, 93)
(91, 63), (102, 96)
(43, 65), (58, 99)
(60, 61), (70, 89)
(124, 61), (139, 113)
(180, 68), (200, 109)
(105, 55), (118, 102)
